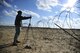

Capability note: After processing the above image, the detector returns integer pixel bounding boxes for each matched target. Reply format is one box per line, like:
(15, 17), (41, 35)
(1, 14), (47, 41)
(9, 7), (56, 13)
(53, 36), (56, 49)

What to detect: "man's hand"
(30, 15), (32, 19)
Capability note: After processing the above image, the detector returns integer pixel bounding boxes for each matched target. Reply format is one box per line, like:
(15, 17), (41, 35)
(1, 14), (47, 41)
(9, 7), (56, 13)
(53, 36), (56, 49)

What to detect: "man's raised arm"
(21, 16), (32, 20)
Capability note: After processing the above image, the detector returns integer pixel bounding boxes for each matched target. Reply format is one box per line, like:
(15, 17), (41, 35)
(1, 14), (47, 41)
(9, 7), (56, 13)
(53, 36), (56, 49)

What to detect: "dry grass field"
(0, 26), (80, 53)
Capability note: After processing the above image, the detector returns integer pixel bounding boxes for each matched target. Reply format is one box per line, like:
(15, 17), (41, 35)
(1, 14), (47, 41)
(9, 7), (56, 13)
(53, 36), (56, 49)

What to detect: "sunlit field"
(0, 26), (80, 53)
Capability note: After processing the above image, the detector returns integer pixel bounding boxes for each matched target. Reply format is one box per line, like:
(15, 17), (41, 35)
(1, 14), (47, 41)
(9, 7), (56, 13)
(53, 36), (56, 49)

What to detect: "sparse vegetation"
(0, 26), (80, 53)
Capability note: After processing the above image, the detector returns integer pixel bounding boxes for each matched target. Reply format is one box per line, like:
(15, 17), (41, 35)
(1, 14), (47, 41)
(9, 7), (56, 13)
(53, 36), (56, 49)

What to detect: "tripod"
(23, 18), (32, 49)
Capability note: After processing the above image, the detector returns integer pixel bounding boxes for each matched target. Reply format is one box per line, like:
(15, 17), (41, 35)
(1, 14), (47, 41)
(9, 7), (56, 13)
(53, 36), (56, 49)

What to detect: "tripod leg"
(24, 25), (32, 49)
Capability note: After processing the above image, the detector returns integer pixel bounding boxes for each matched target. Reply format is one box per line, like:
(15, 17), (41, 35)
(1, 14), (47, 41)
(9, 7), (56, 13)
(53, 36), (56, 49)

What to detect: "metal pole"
(24, 18), (32, 49)
(54, 23), (80, 42)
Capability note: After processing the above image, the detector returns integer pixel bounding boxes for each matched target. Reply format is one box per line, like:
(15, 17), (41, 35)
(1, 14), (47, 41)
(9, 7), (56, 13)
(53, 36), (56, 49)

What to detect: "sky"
(0, 0), (80, 29)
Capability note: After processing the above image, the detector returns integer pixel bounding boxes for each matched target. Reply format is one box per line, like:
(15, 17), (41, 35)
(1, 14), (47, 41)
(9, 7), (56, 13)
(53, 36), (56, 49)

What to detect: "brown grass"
(0, 26), (80, 53)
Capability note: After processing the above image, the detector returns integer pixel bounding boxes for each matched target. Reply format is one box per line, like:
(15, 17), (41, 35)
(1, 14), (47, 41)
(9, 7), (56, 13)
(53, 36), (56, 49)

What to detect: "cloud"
(0, 0), (12, 8)
(60, 0), (77, 13)
(2, 5), (21, 18)
(38, 15), (80, 28)
(37, 16), (57, 28)
(42, 16), (55, 22)
(3, 9), (40, 19)
(71, 18), (80, 28)
(53, 17), (80, 29)
(22, 10), (40, 18)
(2, 9), (40, 27)
(3, 10), (17, 17)
(36, 0), (59, 12)
(2, 9), (80, 29)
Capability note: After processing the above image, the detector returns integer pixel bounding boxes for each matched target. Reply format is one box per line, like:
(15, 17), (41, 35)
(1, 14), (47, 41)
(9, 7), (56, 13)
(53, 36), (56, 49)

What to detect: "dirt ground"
(0, 26), (80, 53)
